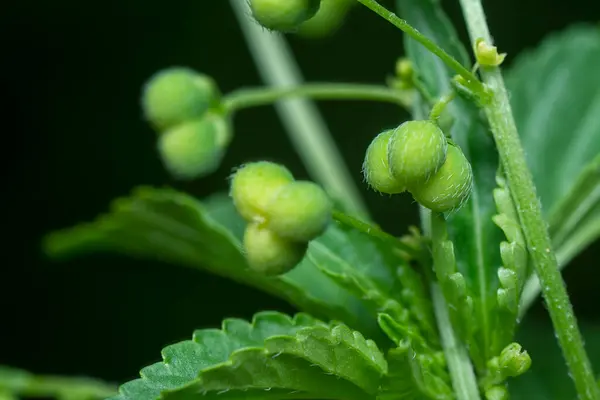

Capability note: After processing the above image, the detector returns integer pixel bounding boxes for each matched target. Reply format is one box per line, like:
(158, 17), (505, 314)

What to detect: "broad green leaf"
(0, 365), (116, 400)
(506, 25), (600, 233)
(509, 318), (600, 400)
(396, 0), (504, 368)
(44, 188), (372, 334)
(108, 311), (387, 400)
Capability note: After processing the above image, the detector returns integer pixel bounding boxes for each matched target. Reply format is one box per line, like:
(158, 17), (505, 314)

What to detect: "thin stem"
(458, 0), (600, 398)
(429, 91), (456, 124)
(356, 0), (485, 94)
(223, 83), (411, 113)
(230, 0), (370, 219)
(432, 283), (481, 400)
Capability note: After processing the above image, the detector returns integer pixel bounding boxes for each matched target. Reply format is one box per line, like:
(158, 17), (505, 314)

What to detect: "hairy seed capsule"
(266, 181), (332, 242)
(411, 143), (473, 213)
(250, 0), (321, 32)
(243, 223), (308, 276)
(230, 161), (295, 222)
(363, 130), (406, 194)
(158, 117), (226, 180)
(142, 67), (218, 131)
(298, 0), (353, 38)
(388, 120), (448, 187)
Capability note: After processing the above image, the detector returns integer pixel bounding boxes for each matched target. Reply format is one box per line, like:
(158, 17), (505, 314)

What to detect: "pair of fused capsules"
(230, 162), (333, 275)
(142, 67), (232, 180)
(363, 120), (473, 213)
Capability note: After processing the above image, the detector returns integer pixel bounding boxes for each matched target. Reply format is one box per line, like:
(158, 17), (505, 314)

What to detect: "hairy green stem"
(432, 283), (481, 400)
(223, 83), (411, 113)
(458, 0), (600, 398)
(230, 0), (369, 218)
(356, 0), (484, 94)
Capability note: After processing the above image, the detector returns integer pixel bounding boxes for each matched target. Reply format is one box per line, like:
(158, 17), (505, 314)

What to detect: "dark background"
(1, 0), (599, 387)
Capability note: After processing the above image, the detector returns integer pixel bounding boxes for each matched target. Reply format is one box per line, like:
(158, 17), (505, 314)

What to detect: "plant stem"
(356, 0), (484, 94)
(458, 0), (600, 398)
(223, 83), (411, 113)
(432, 283), (481, 400)
(230, 0), (370, 219)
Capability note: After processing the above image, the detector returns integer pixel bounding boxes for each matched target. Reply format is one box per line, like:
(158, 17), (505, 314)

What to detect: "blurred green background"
(1, 0), (599, 387)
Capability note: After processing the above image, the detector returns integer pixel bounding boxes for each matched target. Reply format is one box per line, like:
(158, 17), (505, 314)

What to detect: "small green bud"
(250, 0), (321, 32)
(485, 385), (509, 400)
(411, 143), (473, 213)
(230, 161), (295, 222)
(395, 58), (413, 81)
(157, 116), (227, 180)
(142, 67), (218, 131)
(243, 223), (307, 275)
(388, 120), (448, 188)
(363, 130), (406, 194)
(266, 181), (332, 242)
(475, 38), (507, 67)
(499, 342), (531, 377)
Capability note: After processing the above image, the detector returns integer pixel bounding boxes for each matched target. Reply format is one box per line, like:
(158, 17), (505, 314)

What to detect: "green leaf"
(109, 311), (387, 400)
(0, 365), (116, 400)
(506, 25), (600, 259)
(44, 188), (389, 338)
(509, 318), (600, 400)
(396, 0), (504, 368)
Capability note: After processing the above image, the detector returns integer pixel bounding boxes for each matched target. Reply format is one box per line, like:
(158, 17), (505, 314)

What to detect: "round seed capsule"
(266, 181), (332, 242)
(297, 0), (353, 38)
(142, 67), (218, 131)
(230, 161), (295, 222)
(250, 0), (321, 32)
(157, 117), (225, 180)
(411, 143), (473, 213)
(243, 223), (308, 276)
(388, 120), (448, 188)
(363, 130), (406, 194)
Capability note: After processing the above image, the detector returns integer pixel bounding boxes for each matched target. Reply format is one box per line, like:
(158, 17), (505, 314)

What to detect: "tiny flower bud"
(363, 130), (406, 194)
(388, 120), (448, 188)
(475, 38), (506, 67)
(499, 342), (531, 377)
(411, 143), (473, 213)
(485, 385), (509, 400)
(250, 0), (321, 32)
(266, 181), (332, 242)
(142, 67), (219, 131)
(243, 223), (307, 276)
(230, 162), (295, 222)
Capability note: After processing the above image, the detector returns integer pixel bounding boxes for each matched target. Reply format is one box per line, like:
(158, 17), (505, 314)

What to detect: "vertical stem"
(458, 0), (599, 398)
(230, 0), (370, 219)
(432, 283), (481, 400)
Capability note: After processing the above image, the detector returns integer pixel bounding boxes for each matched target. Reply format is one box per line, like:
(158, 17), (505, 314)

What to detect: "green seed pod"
(388, 120), (448, 188)
(250, 0), (321, 32)
(142, 67), (219, 131)
(230, 161), (295, 222)
(157, 116), (226, 180)
(266, 181), (332, 242)
(411, 143), (473, 213)
(243, 223), (308, 276)
(297, 0), (353, 38)
(363, 130), (406, 194)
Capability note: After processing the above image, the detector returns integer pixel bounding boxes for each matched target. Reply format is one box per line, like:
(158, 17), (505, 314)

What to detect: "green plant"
(5, 0), (600, 399)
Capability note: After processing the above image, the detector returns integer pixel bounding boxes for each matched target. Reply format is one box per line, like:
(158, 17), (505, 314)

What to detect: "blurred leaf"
(396, 0), (504, 368)
(506, 25), (600, 262)
(509, 318), (600, 399)
(108, 311), (387, 400)
(0, 366), (115, 400)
